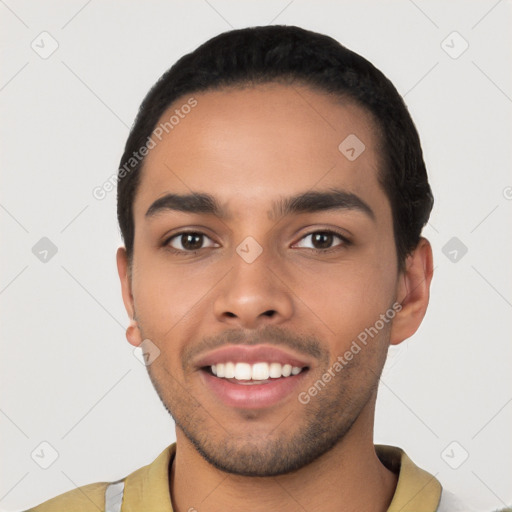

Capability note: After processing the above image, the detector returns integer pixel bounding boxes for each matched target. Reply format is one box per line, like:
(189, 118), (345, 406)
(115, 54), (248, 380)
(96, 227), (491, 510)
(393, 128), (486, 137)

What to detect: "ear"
(389, 237), (434, 346)
(116, 246), (143, 347)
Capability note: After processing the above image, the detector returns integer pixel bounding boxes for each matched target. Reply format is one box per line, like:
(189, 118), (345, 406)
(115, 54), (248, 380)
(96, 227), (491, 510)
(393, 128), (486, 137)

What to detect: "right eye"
(165, 231), (219, 253)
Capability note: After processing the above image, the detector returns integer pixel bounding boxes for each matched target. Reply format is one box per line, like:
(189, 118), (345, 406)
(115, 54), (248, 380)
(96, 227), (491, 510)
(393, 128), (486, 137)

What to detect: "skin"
(117, 83), (433, 512)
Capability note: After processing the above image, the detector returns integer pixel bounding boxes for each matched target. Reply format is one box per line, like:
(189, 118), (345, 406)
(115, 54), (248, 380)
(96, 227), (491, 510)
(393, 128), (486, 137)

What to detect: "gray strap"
(105, 480), (125, 512)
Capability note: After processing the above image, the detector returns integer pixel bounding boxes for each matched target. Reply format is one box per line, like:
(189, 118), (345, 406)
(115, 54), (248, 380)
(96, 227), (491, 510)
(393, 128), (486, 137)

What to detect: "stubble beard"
(147, 358), (382, 477)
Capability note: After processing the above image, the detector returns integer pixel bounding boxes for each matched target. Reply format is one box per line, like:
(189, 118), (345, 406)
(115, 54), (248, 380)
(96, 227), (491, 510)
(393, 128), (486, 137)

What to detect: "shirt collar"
(122, 443), (442, 511)
(376, 444), (442, 512)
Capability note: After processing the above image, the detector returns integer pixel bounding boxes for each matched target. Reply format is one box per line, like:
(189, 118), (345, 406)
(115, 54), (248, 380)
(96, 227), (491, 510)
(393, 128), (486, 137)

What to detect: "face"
(118, 83), (419, 476)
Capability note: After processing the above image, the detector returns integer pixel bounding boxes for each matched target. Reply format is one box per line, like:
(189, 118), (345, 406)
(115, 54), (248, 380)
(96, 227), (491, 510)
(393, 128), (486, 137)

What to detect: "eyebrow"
(145, 188), (375, 222)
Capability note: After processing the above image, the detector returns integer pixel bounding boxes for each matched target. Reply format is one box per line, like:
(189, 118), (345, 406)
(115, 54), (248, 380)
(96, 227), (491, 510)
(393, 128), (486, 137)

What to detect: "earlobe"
(126, 317), (143, 347)
(116, 247), (143, 347)
(389, 237), (434, 346)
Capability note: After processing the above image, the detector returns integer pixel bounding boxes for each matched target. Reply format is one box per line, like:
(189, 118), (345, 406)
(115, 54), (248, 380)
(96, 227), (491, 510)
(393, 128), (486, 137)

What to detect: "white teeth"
(251, 362), (269, 380)
(269, 362), (282, 378)
(224, 361), (235, 379)
(234, 362), (252, 380)
(210, 362), (304, 381)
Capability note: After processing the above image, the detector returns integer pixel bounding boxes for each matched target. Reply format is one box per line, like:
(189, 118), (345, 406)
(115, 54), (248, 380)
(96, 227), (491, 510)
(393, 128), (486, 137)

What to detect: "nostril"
(263, 310), (276, 317)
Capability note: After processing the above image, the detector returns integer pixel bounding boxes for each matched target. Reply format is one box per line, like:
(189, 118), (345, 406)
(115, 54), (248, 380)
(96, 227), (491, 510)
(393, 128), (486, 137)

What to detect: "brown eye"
(167, 232), (217, 252)
(310, 232), (334, 249)
(294, 230), (348, 251)
(181, 233), (203, 250)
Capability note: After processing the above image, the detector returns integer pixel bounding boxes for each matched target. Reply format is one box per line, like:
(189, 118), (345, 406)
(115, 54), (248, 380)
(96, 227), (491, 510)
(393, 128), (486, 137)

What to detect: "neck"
(169, 404), (397, 512)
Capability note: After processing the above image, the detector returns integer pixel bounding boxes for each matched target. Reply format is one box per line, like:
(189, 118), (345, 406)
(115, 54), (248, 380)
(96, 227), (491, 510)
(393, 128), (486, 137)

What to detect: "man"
(28, 25), (471, 511)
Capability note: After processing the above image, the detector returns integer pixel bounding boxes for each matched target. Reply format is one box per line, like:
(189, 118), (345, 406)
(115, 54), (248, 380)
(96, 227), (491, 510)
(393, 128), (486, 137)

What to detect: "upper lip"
(194, 344), (312, 369)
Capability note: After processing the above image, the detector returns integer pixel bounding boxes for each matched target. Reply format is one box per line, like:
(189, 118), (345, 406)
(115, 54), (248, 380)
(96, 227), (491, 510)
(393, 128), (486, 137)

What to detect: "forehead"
(133, 83), (388, 222)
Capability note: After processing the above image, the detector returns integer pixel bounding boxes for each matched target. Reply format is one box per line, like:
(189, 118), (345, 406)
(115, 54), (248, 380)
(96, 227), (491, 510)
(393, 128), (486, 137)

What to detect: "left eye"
(294, 231), (347, 251)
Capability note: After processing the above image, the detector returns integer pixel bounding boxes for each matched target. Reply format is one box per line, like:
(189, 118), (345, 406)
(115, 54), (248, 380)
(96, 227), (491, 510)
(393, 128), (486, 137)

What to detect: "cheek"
(306, 278), (384, 337)
(131, 257), (216, 343)
(288, 254), (397, 350)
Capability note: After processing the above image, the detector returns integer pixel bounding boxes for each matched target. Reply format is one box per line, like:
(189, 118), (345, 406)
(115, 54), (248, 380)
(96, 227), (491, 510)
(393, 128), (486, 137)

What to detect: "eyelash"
(162, 229), (351, 255)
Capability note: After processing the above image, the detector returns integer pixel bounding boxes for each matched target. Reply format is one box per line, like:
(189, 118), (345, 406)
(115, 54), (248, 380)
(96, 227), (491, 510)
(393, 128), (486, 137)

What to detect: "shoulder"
(25, 444), (176, 511)
(25, 482), (108, 512)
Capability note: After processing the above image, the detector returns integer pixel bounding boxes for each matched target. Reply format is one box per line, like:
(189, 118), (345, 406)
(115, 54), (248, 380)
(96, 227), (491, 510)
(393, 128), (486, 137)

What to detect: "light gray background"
(1, 1), (511, 511)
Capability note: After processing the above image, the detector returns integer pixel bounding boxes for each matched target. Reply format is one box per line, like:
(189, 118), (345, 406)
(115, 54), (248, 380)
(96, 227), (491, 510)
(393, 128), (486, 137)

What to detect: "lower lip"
(200, 369), (308, 409)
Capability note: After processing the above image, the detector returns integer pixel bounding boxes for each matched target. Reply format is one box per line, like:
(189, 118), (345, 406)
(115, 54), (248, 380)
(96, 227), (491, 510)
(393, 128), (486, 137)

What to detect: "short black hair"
(117, 25), (433, 272)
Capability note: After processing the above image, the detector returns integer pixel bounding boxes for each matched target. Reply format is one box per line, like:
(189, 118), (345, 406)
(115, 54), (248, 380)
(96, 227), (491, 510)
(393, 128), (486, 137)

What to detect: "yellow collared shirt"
(27, 443), (445, 512)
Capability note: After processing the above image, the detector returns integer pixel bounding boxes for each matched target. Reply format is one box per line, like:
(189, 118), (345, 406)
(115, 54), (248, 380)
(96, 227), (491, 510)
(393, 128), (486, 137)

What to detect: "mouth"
(195, 345), (312, 409)
(206, 361), (306, 383)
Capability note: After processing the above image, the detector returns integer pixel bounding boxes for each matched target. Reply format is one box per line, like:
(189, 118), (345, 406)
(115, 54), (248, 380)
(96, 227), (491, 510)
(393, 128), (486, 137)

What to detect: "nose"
(213, 248), (294, 330)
